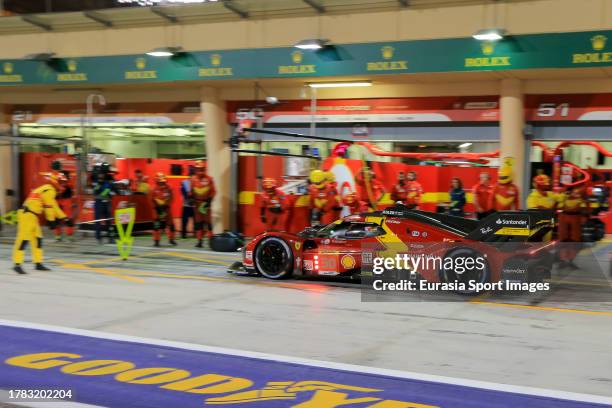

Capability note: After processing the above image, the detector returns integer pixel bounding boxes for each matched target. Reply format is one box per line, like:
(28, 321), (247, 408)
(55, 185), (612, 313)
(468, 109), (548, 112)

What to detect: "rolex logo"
(3, 62), (13, 74)
(211, 54), (221, 66)
(481, 41), (494, 55)
(291, 50), (303, 64)
(135, 57), (146, 70)
(381, 45), (394, 60)
(67, 60), (77, 72)
(591, 34), (607, 51)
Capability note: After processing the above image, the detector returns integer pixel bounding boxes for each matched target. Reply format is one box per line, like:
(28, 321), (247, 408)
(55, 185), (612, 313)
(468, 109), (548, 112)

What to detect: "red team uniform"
(558, 187), (587, 266)
(54, 172), (75, 241)
(260, 178), (286, 231)
(191, 160), (216, 248)
(152, 172), (177, 247)
(343, 192), (364, 215)
(472, 175), (494, 219)
(355, 169), (386, 211)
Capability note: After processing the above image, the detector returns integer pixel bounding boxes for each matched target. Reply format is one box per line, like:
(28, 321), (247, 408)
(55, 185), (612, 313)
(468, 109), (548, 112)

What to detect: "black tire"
(254, 237), (294, 279)
(439, 247), (490, 295)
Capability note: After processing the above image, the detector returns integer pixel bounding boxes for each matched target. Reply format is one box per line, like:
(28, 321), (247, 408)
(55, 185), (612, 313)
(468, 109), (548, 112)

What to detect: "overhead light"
(472, 28), (506, 41)
(308, 81), (371, 88)
(146, 46), (182, 57)
(459, 142), (473, 148)
(24, 52), (56, 61)
(118, 0), (216, 5)
(418, 145), (427, 148)
(294, 39), (329, 50)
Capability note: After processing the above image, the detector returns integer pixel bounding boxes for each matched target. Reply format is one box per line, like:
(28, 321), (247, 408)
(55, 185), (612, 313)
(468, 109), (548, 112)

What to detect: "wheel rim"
(257, 240), (290, 276)
(440, 248), (488, 293)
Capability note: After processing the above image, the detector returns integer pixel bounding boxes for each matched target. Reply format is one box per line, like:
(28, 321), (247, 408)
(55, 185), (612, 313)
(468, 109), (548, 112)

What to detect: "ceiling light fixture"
(458, 142), (473, 148)
(472, 28), (506, 41)
(146, 46), (182, 57)
(294, 39), (329, 50)
(307, 81), (371, 88)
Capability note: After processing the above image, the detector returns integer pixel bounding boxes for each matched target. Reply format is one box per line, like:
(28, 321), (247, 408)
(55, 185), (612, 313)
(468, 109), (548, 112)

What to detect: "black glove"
(47, 220), (58, 230)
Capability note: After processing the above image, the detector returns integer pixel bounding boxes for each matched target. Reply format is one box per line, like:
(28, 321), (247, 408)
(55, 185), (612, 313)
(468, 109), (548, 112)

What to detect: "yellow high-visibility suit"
(13, 184), (66, 265)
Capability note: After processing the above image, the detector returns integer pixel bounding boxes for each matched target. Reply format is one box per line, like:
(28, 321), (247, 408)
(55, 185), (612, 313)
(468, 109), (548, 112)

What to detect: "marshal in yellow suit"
(13, 178), (67, 274)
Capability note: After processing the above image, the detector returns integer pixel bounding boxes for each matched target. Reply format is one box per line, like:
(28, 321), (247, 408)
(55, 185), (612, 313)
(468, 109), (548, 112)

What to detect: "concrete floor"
(0, 231), (611, 398)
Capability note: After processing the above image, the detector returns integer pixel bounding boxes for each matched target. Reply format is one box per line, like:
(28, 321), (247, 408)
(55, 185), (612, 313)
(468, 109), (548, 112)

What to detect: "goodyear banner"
(0, 323), (609, 408)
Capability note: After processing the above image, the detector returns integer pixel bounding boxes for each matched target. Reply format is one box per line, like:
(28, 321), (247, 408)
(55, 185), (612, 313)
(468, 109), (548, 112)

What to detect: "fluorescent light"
(146, 46), (182, 57)
(308, 81), (372, 88)
(472, 28), (506, 41)
(459, 142), (473, 148)
(294, 39), (328, 50)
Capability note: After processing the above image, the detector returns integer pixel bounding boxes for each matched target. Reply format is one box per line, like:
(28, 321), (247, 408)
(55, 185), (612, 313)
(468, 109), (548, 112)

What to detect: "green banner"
(114, 207), (135, 261)
(1, 30), (611, 86)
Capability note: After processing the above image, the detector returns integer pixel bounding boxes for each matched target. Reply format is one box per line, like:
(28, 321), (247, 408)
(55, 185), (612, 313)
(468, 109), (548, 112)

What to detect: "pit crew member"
(152, 172), (177, 247)
(449, 177), (466, 217)
(54, 171), (75, 242)
(557, 186), (587, 269)
(13, 173), (68, 274)
(490, 163), (520, 211)
(260, 178), (286, 231)
(191, 160), (216, 248)
(472, 172), (494, 219)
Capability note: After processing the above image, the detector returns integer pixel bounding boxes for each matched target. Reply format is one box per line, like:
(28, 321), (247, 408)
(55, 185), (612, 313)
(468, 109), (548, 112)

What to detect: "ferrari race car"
(238, 204), (556, 288)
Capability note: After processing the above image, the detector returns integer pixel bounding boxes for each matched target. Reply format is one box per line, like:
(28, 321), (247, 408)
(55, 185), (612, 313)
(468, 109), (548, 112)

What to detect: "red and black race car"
(235, 205), (556, 289)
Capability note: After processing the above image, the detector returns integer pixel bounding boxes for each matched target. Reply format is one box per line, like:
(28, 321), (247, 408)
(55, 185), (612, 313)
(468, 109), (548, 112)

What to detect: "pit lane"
(0, 233), (611, 407)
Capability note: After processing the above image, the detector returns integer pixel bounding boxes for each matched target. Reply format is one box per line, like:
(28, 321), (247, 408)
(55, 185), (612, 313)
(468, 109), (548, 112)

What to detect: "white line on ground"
(1, 319), (611, 405)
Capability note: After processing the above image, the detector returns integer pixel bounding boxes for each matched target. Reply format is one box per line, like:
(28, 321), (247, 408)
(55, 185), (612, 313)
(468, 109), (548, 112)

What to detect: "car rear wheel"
(439, 247), (489, 295)
(254, 237), (294, 279)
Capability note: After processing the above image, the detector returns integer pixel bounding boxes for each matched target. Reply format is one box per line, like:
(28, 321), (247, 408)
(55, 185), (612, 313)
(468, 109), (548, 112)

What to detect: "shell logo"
(591, 35), (607, 51)
(135, 57), (146, 70)
(291, 50), (303, 64)
(481, 41), (495, 56)
(67, 60), (77, 72)
(341, 254), (356, 269)
(211, 54), (221, 66)
(3, 62), (13, 74)
(381, 45), (394, 60)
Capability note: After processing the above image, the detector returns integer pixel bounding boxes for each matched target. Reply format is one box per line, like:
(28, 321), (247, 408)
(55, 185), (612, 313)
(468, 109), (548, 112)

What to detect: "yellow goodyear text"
(464, 57), (511, 67)
(278, 65), (316, 74)
(57, 73), (88, 81)
(572, 52), (612, 64)
(125, 70), (157, 79)
(5, 352), (439, 407)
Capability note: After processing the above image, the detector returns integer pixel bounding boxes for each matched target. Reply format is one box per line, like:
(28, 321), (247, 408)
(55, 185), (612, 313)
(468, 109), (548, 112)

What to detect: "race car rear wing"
(466, 210), (555, 242)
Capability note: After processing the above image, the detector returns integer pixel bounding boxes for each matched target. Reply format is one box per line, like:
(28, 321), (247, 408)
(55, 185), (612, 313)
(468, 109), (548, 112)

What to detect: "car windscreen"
(316, 222), (385, 238)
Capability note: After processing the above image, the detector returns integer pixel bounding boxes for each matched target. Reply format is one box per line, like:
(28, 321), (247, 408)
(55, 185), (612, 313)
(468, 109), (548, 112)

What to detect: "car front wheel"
(254, 237), (294, 279)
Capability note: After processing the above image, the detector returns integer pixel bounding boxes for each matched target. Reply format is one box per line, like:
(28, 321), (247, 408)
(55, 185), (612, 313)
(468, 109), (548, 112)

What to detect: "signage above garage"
(1, 30), (612, 86)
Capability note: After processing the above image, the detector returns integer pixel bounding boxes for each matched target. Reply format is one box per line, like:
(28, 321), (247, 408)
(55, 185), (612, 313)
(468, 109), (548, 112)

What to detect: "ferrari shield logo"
(294, 242), (301, 250)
